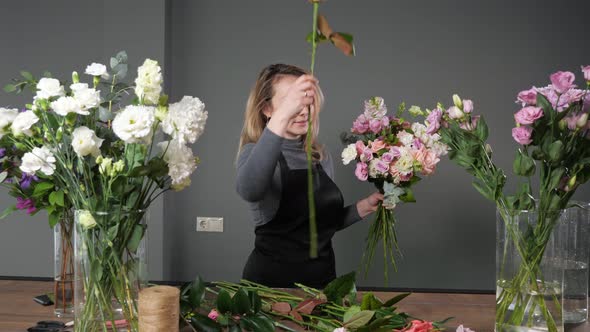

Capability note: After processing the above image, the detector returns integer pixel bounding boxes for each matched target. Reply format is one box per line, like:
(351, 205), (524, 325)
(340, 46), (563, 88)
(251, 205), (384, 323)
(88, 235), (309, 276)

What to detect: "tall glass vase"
(73, 209), (148, 332)
(563, 202), (590, 324)
(495, 207), (569, 332)
(53, 210), (74, 317)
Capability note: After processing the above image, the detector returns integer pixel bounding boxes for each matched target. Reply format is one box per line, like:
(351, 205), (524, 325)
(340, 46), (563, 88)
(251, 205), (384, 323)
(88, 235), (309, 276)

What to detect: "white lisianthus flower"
(0, 108), (19, 138)
(50, 96), (86, 116)
(11, 111), (39, 137)
(77, 210), (97, 230)
(431, 141), (449, 157)
(341, 144), (357, 165)
(411, 123), (427, 139)
(162, 96), (208, 144)
(71, 126), (103, 157)
(368, 159), (379, 178)
(36, 78), (65, 100)
(112, 105), (156, 144)
(71, 84), (101, 111)
(158, 139), (197, 191)
(20, 146), (56, 175)
(408, 105), (424, 117)
(85, 63), (109, 79)
(397, 131), (414, 146)
(134, 59), (163, 105)
(394, 147), (414, 174)
(113, 160), (125, 173)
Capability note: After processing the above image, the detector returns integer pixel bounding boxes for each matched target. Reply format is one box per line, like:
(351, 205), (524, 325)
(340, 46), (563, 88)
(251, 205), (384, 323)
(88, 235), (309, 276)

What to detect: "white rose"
(162, 96), (208, 144)
(394, 148), (414, 174)
(50, 96), (85, 116)
(134, 59), (163, 105)
(77, 210), (97, 230)
(112, 105), (155, 144)
(85, 63), (109, 79)
(0, 108), (19, 138)
(20, 146), (56, 175)
(11, 111), (39, 137)
(36, 78), (65, 100)
(341, 144), (357, 165)
(158, 139), (197, 191)
(72, 86), (101, 111)
(71, 126), (103, 157)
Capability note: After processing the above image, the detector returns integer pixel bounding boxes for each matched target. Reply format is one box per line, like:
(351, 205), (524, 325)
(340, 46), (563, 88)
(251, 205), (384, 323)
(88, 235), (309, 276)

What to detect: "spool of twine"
(138, 285), (180, 332)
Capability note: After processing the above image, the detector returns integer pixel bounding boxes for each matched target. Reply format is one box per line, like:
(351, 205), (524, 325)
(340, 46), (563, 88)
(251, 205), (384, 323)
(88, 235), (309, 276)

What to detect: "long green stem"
(307, 1), (320, 259)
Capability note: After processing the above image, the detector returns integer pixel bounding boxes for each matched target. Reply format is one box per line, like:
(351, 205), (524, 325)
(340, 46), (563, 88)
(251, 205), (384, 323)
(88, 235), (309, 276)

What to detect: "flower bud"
(558, 119), (567, 131)
(568, 175), (577, 189)
(72, 71), (80, 84)
(576, 113), (588, 129)
(453, 94), (463, 109)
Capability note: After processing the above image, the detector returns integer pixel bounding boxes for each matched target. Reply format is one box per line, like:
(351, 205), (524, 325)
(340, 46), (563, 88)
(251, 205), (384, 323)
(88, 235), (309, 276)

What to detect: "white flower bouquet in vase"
(2, 51), (207, 331)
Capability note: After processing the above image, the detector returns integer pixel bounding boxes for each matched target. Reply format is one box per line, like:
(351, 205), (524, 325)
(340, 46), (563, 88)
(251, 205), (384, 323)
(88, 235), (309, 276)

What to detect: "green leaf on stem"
(343, 310), (375, 328)
(190, 315), (222, 332)
(217, 289), (232, 314)
(188, 275), (206, 309)
(513, 150), (535, 177)
(399, 188), (415, 203)
(323, 271), (356, 304)
(126, 224), (145, 253)
(382, 292), (411, 307)
(33, 182), (54, 197)
(0, 205), (17, 220)
(537, 93), (554, 120)
(474, 115), (489, 141)
(232, 288), (252, 315)
(547, 140), (564, 162)
(472, 179), (494, 201)
(48, 190), (65, 207)
(3, 84), (16, 93)
(48, 212), (60, 228)
(20, 71), (34, 81)
(344, 305), (361, 322)
(360, 293), (383, 310)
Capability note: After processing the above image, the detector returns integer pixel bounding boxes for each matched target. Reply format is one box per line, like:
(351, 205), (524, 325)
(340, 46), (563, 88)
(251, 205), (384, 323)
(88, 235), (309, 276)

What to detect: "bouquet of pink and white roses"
(341, 97), (448, 280)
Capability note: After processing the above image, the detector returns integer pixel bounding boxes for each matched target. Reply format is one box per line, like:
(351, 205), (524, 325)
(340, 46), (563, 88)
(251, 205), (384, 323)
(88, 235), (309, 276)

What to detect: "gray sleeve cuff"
(338, 204), (362, 230)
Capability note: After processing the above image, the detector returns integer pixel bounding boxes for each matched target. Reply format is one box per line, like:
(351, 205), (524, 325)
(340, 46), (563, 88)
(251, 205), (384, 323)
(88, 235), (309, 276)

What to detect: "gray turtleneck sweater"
(236, 127), (361, 228)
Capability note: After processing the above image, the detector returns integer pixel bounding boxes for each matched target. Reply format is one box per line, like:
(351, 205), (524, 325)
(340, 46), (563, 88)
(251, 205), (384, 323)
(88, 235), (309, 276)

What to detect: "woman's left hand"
(356, 192), (384, 219)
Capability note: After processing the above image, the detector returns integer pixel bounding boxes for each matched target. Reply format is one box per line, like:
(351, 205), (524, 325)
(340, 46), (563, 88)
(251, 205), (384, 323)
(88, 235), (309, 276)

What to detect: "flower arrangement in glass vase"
(430, 67), (590, 331)
(1, 51), (207, 331)
(341, 97), (448, 281)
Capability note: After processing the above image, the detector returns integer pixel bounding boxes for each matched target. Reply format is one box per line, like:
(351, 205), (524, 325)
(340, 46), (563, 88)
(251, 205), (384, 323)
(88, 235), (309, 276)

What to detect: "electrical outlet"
(196, 217), (223, 232)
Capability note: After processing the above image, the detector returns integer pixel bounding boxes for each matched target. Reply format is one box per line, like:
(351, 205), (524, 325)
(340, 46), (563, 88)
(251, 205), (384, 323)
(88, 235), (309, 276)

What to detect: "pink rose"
(404, 319), (435, 332)
(421, 149), (440, 176)
(514, 106), (543, 125)
(516, 88), (537, 106)
(512, 126), (533, 145)
(374, 158), (389, 174)
(381, 151), (395, 163)
(352, 114), (369, 134)
(208, 309), (219, 321)
(355, 140), (366, 155)
(369, 118), (383, 133)
(389, 146), (401, 158)
(355, 162), (368, 181)
(426, 108), (442, 134)
(370, 139), (387, 153)
(360, 147), (373, 162)
(582, 65), (590, 81)
(550, 71), (576, 94)
(463, 99), (474, 113)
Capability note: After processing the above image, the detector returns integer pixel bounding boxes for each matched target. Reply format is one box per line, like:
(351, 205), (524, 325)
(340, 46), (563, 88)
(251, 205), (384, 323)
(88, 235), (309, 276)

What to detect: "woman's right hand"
(271, 74), (318, 122)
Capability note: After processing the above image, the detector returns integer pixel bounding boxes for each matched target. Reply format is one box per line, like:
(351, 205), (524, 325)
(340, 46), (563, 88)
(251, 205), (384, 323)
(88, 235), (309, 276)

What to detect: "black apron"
(242, 153), (345, 289)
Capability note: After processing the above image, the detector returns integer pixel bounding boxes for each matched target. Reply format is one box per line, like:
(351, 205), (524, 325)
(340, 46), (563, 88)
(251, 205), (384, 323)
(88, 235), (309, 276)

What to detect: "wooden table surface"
(1, 280), (588, 332)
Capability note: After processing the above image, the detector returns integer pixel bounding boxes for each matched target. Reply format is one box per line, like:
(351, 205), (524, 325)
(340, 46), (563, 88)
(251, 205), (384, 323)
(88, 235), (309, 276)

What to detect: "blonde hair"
(238, 64), (325, 160)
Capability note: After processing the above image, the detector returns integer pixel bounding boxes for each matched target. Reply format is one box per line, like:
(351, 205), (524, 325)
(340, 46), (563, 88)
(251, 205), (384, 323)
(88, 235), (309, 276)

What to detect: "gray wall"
(1, 0), (589, 291)
(164, 0), (590, 290)
(0, 0), (166, 280)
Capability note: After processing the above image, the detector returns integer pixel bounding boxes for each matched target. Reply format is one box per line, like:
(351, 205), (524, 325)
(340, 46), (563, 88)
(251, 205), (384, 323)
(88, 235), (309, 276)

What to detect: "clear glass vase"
(53, 211), (75, 317)
(73, 210), (148, 332)
(563, 202), (590, 324)
(495, 206), (569, 332)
